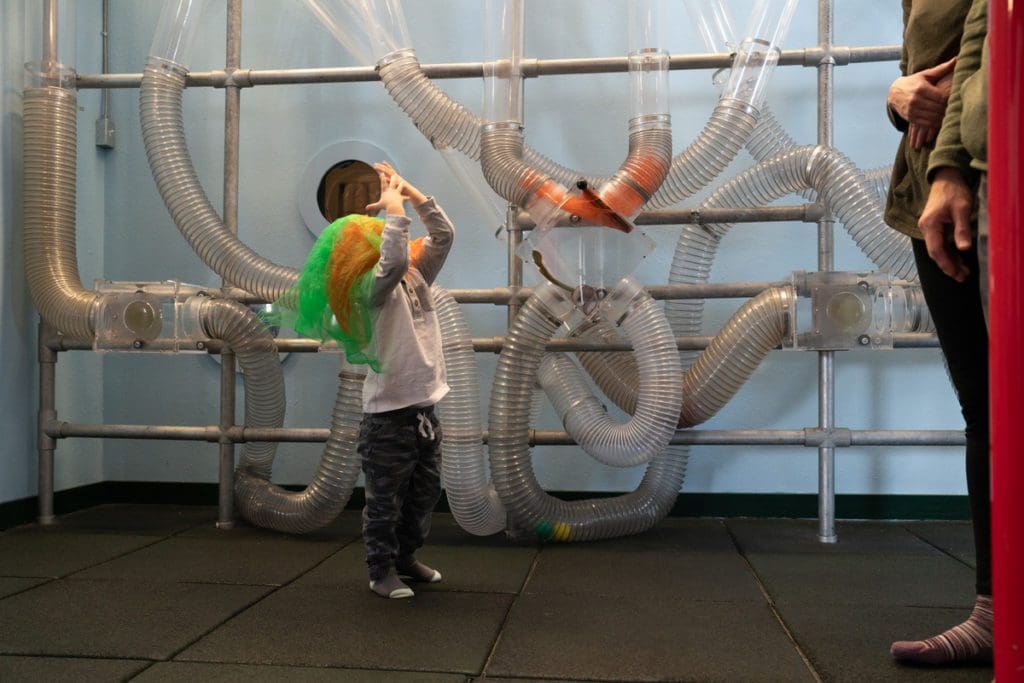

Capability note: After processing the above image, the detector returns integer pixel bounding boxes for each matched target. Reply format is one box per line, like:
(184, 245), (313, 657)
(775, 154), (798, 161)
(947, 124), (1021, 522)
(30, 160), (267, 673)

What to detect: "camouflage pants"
(358, 405), (442, 581)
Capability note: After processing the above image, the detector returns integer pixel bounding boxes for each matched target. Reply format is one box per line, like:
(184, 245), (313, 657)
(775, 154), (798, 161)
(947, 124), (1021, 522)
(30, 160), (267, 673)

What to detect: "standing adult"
(885, 0), (993, 666)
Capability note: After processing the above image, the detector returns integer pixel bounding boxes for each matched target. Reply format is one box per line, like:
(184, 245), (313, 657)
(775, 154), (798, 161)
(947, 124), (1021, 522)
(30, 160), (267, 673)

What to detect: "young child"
(358, 162), (454, 599)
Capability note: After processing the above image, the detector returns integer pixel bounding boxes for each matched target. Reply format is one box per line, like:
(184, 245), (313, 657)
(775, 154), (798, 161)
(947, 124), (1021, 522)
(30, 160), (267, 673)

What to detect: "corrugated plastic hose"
(667, 146), (917, 367)
(433, 286), (506, 535)
(379, 51), (756, 211)
(140, 57), (298, 302)
(489, 282), (687, 541)
(573, 287), (795, 428)
(538, 281), (682, 467)
(23, 87), (98, 340)
(201, 298), (365, 534)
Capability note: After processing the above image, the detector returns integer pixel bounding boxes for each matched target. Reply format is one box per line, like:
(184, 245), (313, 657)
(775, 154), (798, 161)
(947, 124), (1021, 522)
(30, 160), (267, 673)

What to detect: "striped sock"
(891, 595), (993, 665)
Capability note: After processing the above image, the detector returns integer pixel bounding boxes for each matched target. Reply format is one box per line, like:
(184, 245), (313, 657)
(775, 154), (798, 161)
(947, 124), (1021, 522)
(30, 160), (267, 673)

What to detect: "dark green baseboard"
(0, 482), (970, 531)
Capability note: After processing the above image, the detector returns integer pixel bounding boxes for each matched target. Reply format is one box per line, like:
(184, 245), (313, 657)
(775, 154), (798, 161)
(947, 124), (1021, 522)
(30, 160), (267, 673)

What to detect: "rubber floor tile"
(0, 531), (158, 578)
(71, 535), (341, 585)
(777, 602), (994, 682)
(486, 592), (815, 682)
(525, 546), (763, 602)
(903, 521), (976, 568)
(177, 584), (512, 674)
(47, 503), (217, 536)
(134, 661), (467, 682)
(727, 519), (943, 556)
(0, 655), (150, 682)
(0, 579), (270, 660)
(0, 576), (47, 599)
(746, 553), (975, 608)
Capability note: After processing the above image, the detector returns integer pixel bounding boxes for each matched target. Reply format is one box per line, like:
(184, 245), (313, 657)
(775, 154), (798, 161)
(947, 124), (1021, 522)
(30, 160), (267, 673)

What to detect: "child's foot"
(369, 572), (414, 599)
(891, 595), (993, 664)
(397, 559), (442, 583)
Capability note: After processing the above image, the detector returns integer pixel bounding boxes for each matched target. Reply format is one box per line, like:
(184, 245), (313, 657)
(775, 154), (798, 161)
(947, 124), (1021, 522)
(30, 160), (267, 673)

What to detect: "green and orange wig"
(268, 214), (424, 371)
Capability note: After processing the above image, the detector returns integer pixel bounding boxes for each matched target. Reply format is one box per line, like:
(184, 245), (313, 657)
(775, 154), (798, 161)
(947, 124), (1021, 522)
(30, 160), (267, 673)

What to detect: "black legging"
(912, 237), (990, 595)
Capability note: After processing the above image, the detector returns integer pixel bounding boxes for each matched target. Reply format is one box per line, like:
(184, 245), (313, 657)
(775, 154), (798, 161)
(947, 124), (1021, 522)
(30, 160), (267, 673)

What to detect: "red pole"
(988, 0), (1024, 678)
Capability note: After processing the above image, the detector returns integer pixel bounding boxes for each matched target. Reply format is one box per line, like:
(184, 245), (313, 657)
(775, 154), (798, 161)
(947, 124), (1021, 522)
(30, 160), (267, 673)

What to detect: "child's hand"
(365, 169), (407, 217)
(373, 161), (428, 207)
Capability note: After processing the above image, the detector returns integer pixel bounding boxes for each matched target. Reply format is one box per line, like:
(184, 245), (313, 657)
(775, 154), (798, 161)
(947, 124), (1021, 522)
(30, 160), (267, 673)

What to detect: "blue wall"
(1, 0), (967, 505)
(0, 1), (108, 505)
(0, 1), (36, 505)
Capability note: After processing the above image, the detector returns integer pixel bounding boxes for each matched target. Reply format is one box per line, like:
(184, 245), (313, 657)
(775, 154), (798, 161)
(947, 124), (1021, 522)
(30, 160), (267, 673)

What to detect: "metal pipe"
(73, 45), (902, 90)
(95, 0), (115, 149)
(515, 204), (824, 229)
(44, 329), (940, 355)
(449, 281), (791, 304)
(505, 204), (523, 326)
(100, 0), (109, 115)
(216, 0), (243, 530)
(989, 0), (1024, 674)
(816, 0), (838, 544)
(218, 349), (236, 529)
(43, 420), (965, 447)
(37, 322), (57, 525)
(223, 0), (242, 242)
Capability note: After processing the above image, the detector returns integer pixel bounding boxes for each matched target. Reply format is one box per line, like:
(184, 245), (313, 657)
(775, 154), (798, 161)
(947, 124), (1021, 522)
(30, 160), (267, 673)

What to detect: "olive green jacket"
(884, 0), (972, 239)
(927, 0), (988, 180)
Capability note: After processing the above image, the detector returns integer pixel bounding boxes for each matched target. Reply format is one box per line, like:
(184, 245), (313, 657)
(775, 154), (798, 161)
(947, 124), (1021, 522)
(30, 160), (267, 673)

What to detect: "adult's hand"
(919, 167), (974, 282)
(888, 57), (957, 149)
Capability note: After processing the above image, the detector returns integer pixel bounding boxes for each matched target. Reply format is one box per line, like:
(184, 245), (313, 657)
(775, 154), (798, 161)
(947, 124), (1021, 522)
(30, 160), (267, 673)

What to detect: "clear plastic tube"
(722, 0), (800, 110)
(140, 9), (373, 534)
(483, 0), (525, 124)
(628, 0), (670, 122)
(433, 287), (506, 535)
(140, 57), (299, 302)
(24, 0), (77, 89)
(370, 34), (757, 213)
(488, 282), (688, 542)
(665, 146), (918, 375)
(200, 299), (285, 481)
(683, 0), (735, 55)
(201, 298), (364, 535)
(301, 0), (376, 66)
(378, 51), (481, 155)
(234, 365), (365, 534)
(437, 146), (507, 233)
(572, 319), (641, 414)
(685, 0), (893, 208)
(678, 287), (795, 426)
(644, 100), (755, 208)
(149, 0), (210, 67)
(573, 287), (795, 428)
(22, 86), (97, 340)
(538, 278), (681, 467)
(363, 0), (412, 63)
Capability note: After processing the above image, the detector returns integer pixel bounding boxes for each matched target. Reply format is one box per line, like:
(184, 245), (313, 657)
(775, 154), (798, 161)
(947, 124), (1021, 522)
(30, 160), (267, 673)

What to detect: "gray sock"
(369, 571), (414, 599)
(397, 559), (442, 583)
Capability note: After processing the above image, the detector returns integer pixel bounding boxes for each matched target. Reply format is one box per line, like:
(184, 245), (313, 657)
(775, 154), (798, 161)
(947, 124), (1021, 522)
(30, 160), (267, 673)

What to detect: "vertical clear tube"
(628, 0), (669, 124)
(437, 146), (507, 232)
(301, 0), (376, 65)
(683, 0), (735, 53)
(722, 0), (800, 110)
(25, 0), (77, 88)
(363, 0), (412, 61)
(483, 0), (525, 124)
(149, 0), (210, 67)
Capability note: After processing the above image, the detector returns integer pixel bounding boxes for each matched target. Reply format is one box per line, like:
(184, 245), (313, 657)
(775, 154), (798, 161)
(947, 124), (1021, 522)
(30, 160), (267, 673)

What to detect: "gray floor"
(0, 505), (994, 682)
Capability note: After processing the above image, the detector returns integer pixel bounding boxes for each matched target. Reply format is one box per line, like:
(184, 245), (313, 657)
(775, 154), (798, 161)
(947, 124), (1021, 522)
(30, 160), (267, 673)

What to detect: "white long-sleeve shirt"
(361, 197), (454, 413)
